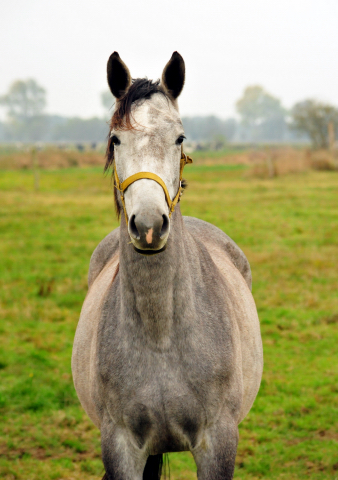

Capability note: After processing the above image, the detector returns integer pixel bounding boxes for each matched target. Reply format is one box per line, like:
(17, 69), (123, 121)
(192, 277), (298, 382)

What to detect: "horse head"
(105, 52), (187, 254)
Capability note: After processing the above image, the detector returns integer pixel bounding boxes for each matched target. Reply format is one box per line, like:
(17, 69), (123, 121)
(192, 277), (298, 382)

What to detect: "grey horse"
(72, 51), (263, 480)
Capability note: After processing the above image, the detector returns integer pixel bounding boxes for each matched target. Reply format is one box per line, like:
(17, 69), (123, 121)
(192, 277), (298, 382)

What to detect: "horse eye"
(111, 135), (121, 145)
(176, 135), (185, 145)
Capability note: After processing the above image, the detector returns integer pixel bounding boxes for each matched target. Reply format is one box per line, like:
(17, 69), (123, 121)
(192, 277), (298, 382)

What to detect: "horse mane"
(104, 78), (186, 218)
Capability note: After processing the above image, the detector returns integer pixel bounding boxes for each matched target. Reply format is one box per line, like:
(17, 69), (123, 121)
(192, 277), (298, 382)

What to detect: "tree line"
(0, 79), (337, 148)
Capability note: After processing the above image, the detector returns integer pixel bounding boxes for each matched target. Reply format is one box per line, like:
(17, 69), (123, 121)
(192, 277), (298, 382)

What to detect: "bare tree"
(291, 100), (338, 149)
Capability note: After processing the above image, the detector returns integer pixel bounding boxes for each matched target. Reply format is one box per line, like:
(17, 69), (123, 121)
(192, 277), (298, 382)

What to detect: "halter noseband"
(113, 145), (193, 226)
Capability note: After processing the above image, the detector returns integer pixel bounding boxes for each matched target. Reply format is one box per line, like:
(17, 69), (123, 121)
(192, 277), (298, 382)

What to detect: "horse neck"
(118, 207), (190, 347)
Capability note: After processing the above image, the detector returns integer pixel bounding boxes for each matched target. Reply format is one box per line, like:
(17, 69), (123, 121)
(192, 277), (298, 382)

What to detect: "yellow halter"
(113, 145), (193, 226)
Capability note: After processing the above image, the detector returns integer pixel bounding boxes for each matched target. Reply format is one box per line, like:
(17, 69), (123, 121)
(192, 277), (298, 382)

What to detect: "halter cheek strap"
(113, 145), (193, 226)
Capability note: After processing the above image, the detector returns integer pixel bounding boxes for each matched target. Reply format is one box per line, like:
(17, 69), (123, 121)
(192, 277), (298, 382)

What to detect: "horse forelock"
(105, 78), (167, 176)
(110, 78), (168, 132)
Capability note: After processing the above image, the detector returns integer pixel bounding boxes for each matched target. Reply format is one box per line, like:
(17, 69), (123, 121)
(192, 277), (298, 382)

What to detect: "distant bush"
(310, 150), (336, 171)
(247, 147), (338, 178)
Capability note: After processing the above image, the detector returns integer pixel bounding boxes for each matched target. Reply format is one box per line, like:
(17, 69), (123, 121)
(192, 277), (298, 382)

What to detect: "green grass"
(0, 164), (338, 479)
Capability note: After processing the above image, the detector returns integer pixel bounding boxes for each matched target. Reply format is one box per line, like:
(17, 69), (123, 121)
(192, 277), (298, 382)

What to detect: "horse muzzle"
(128, 210), (170, 254)
(112, 148), (192, 254)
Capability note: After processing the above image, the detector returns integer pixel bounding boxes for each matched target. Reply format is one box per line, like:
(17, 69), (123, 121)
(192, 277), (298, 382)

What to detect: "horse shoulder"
(183, 216), (252, 290)
(72, 228), (120, 428)
(88, 227), (120, 288)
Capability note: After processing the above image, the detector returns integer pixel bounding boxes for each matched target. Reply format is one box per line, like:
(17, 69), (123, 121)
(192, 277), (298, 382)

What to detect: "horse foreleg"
(101, 418), (147, 480)
(193, 418), (238, 480)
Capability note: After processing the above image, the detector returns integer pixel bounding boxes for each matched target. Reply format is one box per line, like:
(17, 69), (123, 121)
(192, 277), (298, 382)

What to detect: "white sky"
(1, 0), (337, 119)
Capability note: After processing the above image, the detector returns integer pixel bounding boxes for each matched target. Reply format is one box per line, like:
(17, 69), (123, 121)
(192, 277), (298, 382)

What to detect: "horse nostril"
(129, 215), (140, 240)
(160, 214), (169, 238)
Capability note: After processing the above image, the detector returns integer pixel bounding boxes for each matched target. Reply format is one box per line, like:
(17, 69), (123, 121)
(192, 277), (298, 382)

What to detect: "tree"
(236, 85), (287, 142)
(0, 79), (46, 122)
(0, 79), (47, 141)
(291, 100), (338, 149)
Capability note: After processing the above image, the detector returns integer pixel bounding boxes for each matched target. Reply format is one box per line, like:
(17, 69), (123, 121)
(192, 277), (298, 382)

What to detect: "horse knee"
(101, 420), (146, 480)
(193, 420), (238, 480)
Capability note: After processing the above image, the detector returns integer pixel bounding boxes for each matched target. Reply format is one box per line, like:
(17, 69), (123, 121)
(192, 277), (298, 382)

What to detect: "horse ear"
(107, 52), (132, 99)
(161, 51), (185, 99)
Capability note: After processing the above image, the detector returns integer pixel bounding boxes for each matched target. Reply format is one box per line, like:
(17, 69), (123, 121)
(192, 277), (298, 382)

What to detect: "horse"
(72, 51), (263, 480)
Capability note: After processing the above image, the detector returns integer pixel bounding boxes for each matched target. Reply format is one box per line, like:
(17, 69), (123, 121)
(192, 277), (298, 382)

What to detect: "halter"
(113, 145), (193, 226)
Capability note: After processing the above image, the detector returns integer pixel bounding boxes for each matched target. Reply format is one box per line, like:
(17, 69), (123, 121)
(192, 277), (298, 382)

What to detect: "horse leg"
(193, 418), (238, 480)
(101, 418), (147, 480)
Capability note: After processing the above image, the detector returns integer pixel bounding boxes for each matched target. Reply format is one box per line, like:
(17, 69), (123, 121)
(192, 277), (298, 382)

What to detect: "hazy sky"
(1, 0), (337, 119)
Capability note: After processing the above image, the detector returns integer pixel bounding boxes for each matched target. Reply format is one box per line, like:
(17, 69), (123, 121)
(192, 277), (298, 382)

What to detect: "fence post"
(265, 147), (275, 178)
(32, 146), (40, 191)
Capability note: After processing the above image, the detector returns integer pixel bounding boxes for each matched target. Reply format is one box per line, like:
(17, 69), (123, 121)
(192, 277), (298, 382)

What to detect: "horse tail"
(143, 454), (164, 480)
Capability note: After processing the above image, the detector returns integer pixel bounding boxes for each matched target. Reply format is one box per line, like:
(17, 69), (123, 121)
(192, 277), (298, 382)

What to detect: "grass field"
(0, 159), (338, 479)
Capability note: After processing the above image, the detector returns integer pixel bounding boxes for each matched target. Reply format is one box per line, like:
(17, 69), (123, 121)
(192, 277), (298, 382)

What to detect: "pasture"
(0, 156), (337, 479)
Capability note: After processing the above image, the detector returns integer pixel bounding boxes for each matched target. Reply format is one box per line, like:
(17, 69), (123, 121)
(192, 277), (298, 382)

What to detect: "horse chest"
(97, 302), (235, 451)
(98, 292), (233, 391)
(98, 335), (211, 451)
